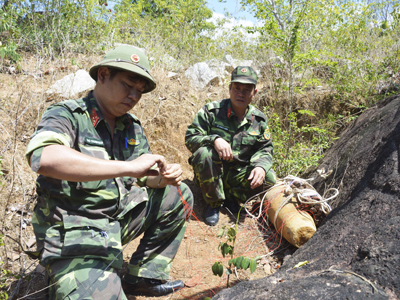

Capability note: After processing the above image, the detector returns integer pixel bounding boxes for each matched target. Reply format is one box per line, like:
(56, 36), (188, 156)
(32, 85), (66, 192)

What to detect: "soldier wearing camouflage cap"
(25, 45), (193, 298)
(185, 66), (276, 226)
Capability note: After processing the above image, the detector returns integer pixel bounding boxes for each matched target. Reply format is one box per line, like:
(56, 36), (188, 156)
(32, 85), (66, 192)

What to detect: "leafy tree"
(241, 0), (331, 155)
(114, 0), (215, 63)
(239, 0), (400, 173)
(242, 0), (400, 100)
(0, 0), (114, 55)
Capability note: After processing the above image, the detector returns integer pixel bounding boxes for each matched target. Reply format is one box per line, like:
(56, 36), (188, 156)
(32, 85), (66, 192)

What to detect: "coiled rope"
(245, 175), (339, 228)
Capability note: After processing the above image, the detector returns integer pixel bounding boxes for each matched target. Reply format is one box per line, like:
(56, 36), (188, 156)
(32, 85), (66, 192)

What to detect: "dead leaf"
(25, 236), (36, 248)
(10, 252), (20, 261)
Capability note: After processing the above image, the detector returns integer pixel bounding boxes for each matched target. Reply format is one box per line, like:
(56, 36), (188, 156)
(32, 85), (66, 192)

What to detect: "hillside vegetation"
(0, 0), (399, 299)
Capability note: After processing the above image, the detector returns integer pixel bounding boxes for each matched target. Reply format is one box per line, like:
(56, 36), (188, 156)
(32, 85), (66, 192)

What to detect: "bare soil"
(123, 187), (292, 300)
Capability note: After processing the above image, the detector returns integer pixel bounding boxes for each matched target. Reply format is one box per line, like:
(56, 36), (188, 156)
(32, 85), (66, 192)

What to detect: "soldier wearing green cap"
(25, 45), (193, 298)
(185, 66), (276, 226)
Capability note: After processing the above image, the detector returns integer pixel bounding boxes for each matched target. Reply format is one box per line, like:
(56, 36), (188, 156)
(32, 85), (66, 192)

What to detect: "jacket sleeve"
(250, 119), (274, 173)
(185, 106), (220, 154)
(25, 104), (77, 172)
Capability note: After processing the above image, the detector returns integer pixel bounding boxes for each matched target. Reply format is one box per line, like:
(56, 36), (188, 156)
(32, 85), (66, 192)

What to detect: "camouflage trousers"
(45, 183), (193, 300)
(190, 146), (276, 207)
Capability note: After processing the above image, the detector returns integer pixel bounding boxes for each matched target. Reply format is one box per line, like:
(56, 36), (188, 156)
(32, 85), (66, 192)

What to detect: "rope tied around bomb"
(245, 175), (339, 228)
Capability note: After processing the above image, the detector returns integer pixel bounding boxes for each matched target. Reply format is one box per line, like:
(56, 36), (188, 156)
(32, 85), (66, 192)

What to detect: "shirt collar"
(119, 113), (134, 127)
(85, 91), (105, 128)
(245, 105), (256, 122)
(227, 100), (252, 122)
(226, 100), (235, 119)
(85, 91), (135, 128)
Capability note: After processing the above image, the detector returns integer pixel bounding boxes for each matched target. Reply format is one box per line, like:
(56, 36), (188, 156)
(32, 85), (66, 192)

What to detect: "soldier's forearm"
(35, 145), (133, 182)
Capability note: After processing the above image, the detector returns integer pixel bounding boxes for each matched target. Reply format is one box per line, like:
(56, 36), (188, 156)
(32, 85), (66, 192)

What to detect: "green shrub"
(267, 109), (334, 178)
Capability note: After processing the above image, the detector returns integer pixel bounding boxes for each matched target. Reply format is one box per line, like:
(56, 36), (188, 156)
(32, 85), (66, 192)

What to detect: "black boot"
(203, 205), (220, 226)
(122, 275), (184, 296)
(223, 199), (242, 214)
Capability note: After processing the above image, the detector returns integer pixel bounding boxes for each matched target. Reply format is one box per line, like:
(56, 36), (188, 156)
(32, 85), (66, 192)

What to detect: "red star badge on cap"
(131, 54), (140, 63)
(241, 68), (247, 73)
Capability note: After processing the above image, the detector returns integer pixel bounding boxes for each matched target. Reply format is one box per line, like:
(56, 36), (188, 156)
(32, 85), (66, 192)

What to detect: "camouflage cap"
(89, 45), (156, 93)
(231, 66), (258, 85)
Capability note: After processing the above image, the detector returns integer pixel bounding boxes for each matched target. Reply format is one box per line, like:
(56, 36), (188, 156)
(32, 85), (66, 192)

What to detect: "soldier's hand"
(214, 138), (233, 161)
(130, 154), (167, 178)
(248, 167), (266, 189)
(159, 163), (183, 186)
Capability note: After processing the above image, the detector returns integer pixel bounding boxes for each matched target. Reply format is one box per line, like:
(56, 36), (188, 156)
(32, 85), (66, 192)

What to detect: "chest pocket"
(77, 137), (109, 190)
(123, 125), (148, 161)
(211, 124), (231, 141)
(78, 137), (109, 160)
(242, 135), (258, 146)
(239, 134), (259, 158)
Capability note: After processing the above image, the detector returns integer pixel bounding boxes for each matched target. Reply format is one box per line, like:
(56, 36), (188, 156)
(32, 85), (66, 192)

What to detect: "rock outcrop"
(213, 94), (400, 300)
(46, 69), (95, 98)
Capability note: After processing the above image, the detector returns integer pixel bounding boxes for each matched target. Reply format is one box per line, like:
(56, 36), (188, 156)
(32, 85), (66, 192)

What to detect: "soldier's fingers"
(251, 173), (263, 187)
(227, 150), (233, 160)
(163, 169), (182, 180)
(222, 148), (232, 160)
(166, 175), (182, 186)
(175, 175), (183, 184)
(251, 179), (261, 189)
(156, 158), (168, 174)
(221, 149), (228, 160)
(173, 179), (182, 186)
(224, 150), (230, 159)
(248, 169), (256, 180)
(164, 164), (182, 175)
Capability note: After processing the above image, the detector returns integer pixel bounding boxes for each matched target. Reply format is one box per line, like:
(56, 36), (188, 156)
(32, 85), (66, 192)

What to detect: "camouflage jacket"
(185, 98), (273, 172)
(25, 92), (151, 268)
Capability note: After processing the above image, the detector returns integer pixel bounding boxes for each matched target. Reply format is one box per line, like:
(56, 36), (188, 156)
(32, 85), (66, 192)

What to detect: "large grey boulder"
(213, 94), (400, 299)
(206, 59), (231, 78)
(46, 70), (95, 98)
(161, 54), (184, 72)
(184, 62), (219, 90)
(184, 57), (259, 89)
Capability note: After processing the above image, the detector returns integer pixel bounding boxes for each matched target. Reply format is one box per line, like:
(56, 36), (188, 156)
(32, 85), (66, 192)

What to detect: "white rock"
(162, 54), (183, 72)
(46, 70), (95, 98)
(167, 71), (178, 79)
(184, 62), (219, 90)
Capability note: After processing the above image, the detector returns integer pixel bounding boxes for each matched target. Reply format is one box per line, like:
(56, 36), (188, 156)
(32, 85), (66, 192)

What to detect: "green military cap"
(231, 66), (258, 85)
(89, 45), (156, 93)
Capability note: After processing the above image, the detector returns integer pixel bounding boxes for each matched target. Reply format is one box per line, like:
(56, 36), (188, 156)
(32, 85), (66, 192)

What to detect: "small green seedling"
(212, 225), (260, 287)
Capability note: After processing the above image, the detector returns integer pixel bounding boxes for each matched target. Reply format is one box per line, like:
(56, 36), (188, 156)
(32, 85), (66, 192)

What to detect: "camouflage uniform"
(25, 92), (193, 299)
(185, 98), (276, 207)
